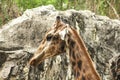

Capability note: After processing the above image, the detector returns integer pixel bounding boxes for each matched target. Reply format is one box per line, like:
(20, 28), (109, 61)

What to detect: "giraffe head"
(29, 16), (68, 66)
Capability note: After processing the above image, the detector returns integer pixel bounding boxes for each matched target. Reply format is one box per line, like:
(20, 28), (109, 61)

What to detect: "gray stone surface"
(109, 54), (120, 80)
(0, 5), (120, 80)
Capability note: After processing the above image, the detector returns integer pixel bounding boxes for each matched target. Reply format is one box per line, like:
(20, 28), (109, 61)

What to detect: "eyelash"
(46, 34), (59, 41)
(46, 35), (52, 41)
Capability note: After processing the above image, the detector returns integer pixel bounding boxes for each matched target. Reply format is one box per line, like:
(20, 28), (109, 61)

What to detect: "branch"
(107, 1), (119, 19)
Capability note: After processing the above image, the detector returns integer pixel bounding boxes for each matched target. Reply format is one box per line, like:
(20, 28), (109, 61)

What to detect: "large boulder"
(0, 5), (120, 80)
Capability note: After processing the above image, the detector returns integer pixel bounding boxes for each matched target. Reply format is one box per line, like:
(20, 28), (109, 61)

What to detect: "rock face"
(0, 5), (120, 80)
(109, 54), (120, 80)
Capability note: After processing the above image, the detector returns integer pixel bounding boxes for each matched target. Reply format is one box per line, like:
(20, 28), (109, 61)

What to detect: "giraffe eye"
(46, 34), (53, 41)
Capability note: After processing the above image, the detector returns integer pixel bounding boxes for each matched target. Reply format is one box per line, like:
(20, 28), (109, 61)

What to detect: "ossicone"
(56, 16), (61, 21)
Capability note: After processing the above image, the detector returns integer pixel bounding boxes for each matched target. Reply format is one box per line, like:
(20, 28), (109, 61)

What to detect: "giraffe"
(29, 16), (101, 80)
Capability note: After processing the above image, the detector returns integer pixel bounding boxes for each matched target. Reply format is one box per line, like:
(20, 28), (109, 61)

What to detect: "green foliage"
(15, 0), (41, 10)
(15, 0), (69, 10)
(0, 18), (2, 26)
(97, 0), (107, 15)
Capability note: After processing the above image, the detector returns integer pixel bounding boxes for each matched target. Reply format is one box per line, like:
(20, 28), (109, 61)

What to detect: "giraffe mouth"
(29, 52), (45, 66)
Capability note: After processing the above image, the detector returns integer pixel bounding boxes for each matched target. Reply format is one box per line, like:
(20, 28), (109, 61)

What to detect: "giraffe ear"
(59, 28), (68, 40)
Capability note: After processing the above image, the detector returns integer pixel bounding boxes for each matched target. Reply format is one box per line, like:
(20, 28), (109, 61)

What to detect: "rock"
(0, 5), (120, 80)
(109, 54), (120, 80)
(0, 52), (7, 67)
(0, 61), (15, 79)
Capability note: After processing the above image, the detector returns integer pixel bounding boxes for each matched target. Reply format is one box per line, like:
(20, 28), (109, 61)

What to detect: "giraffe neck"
(66, 27), (101, 80)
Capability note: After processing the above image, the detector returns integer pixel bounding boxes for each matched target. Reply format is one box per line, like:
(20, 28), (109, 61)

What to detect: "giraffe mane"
(67, 26), (101, 79)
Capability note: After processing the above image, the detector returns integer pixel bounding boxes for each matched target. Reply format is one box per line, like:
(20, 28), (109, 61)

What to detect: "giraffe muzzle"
(29, 51), (45, 66)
